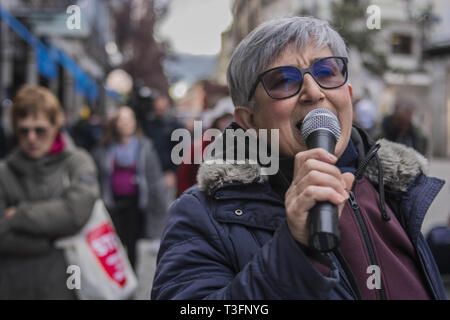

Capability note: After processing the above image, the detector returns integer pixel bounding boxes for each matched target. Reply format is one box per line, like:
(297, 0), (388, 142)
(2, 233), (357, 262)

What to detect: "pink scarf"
(49, 133), (66, 155)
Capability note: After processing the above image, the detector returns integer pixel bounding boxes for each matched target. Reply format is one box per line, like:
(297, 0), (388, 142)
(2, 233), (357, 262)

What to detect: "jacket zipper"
(348, 190), (387, 300)
(332, 249), (362, 300)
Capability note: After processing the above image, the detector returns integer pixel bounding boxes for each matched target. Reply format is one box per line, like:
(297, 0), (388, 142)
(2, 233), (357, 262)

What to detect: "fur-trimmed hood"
(197, 138), (428, 196)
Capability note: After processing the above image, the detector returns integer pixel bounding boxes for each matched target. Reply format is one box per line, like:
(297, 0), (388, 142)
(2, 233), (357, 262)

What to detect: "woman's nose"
(26, 130), (38, 141)
(298, 73), (325, 105)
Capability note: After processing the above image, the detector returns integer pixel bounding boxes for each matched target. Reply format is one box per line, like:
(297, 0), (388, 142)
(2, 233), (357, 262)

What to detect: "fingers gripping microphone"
(301, 108), (341, 252)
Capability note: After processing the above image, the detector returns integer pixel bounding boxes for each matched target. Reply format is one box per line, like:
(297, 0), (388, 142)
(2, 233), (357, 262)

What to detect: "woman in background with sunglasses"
(152, 16), (447, 300)
(0, 85), (99, 299)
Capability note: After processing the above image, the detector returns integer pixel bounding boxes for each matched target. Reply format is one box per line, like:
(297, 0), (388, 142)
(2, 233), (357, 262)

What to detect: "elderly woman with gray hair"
(151, 16), (447, 300)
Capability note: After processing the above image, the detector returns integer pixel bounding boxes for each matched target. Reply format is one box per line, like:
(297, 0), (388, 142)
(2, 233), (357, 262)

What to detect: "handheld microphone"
(301, 108), (341, 252)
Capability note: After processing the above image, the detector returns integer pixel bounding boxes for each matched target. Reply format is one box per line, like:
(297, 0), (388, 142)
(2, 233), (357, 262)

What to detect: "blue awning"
(49, 44), (98, 102)
(0, 5), (99, 102)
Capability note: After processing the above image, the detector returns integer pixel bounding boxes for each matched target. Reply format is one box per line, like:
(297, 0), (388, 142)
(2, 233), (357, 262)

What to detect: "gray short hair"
(227, 16), (348, 108)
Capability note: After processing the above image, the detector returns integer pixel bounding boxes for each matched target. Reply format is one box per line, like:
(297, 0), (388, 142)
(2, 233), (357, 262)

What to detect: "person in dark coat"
(151, 16), (447, 300)
(71, 107), (103, 153)
(144, 94), (184, 200)
(0, 85), (99, 299)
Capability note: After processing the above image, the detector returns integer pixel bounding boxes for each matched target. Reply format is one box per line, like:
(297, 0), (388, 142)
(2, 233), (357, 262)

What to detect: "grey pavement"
(133, 157), (450, 300)
(134, 239), (159, 300)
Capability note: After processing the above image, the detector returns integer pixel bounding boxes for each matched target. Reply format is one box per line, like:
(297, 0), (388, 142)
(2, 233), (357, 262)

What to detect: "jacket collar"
(197, 127), (444, 239)
(197, 126), (430, 196)
(197, 126), (443, 242)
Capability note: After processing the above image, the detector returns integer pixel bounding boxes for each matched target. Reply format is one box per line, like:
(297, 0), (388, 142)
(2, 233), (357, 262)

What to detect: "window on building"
(391, 34), (413, 55)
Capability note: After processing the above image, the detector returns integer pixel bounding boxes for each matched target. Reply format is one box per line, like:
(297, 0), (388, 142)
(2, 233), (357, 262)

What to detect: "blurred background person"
(144, 93), (184, 202)
(375, 97), (429, 156)
(176, 96), (234, 196)
(353, 93), (379, 137)
(93, 106), (168, 269)
(70, 106), (104, 154)
(0, 85), (99, 299)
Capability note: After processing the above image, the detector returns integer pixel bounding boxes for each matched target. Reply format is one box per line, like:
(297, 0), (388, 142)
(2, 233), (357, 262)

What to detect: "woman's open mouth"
(295, 120), (303, 132)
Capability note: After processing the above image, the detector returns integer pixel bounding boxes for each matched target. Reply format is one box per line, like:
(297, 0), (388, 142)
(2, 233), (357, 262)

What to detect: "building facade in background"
(424, 0), (450, 158)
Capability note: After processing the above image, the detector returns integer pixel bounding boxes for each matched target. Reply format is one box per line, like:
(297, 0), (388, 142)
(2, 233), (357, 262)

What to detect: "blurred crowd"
(353, 94), (429, 156)
(0, 82), (235, 299)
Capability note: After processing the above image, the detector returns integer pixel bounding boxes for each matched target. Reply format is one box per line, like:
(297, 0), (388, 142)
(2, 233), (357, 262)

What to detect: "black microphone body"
(305, 130), (340, 252)
(301, 108), (341, 252)
(305, 130), (337, 154)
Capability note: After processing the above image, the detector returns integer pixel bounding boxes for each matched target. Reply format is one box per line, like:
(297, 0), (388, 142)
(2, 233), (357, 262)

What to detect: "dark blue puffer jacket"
(151, 135), (447, 300)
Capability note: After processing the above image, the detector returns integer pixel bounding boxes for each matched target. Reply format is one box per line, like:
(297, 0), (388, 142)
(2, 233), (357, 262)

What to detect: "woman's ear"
(347, 83), (354, 100)
(57, 112), (66, 130)
(234, 106), (256, 131)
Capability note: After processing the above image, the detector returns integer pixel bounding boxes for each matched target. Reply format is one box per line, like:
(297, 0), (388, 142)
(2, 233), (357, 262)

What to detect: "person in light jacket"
(93, 106), (168, 268)
(0, 85), (99, 299)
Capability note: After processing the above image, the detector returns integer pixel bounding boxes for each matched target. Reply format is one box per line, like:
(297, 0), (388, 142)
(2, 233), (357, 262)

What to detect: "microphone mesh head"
(301, 108), (341, 142)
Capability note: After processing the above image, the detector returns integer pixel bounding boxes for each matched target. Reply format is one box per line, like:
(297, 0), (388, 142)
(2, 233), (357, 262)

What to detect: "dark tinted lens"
(35, 127), (48, 138)
(35, 127), (48, 137)
(17, 127), (48, 138)
(18, 128), (30, 137)
(262, 66), (302, 99)
(312, 57), (346, 88)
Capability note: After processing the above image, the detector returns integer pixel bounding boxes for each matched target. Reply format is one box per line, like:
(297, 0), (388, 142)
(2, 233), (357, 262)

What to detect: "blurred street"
(134, 239), (159, 300)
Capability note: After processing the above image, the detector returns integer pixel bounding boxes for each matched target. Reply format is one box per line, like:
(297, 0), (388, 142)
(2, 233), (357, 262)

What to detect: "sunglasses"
(248, 56), (348, 101)
(17, 126), (49, 138)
